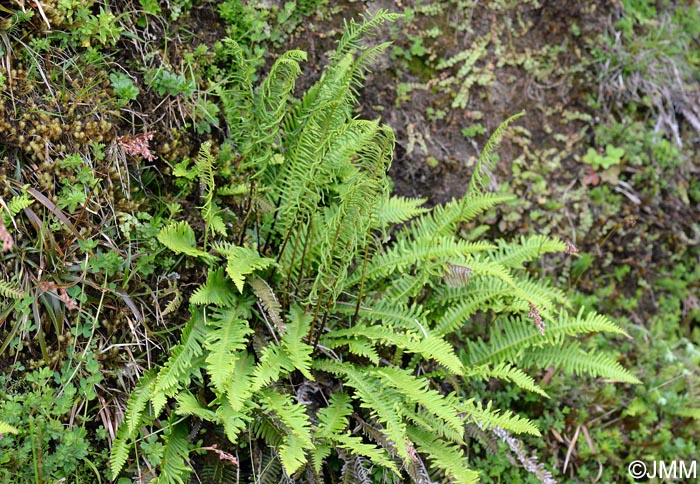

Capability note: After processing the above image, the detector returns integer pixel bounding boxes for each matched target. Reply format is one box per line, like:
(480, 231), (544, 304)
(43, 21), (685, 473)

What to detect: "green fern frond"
(251, 343), (293, 392)
(7, 192), (33, 215)
(190, 268), (238, 306)
(406, 193), (514, 242)
(314, 359), (410, 463)
(110, 370), (157, 479)
(461, 399), (541, 436)
(204, 307), (252, 394)
(175, 391), (218, 421)
(373, 366), (464, 435)
(671, 407), (700, 419)
(520, 344), (641, 384)
(213, 243), (275, 292)
(467, 111), (524, 196)
(0, 420), (18, 435)
(152, 421), (191, 484)
(408, 426), (479, 484)
(336, 300), (427, 331)
(434, 279), (510, 335)
(352, 237), (494, 286)
(324, 325), (463, 374)
(467, 309), (629, 367)
(217, 397), (253, 443)
(333, 9), (401, 61)
(259, 388), (314, 475)
(375, 195), (428, 226)
(334, 433), (400, 476)
(152, 315), (206, 415)
(225, 350), (256, 412)
(158, 221), (216, 262)
(281, 305), (314, 379)
(0, 280), (25, 300)
(465, 363), (549, 397)
(491, 234), (566, 268)
(315, 392), (353, 440)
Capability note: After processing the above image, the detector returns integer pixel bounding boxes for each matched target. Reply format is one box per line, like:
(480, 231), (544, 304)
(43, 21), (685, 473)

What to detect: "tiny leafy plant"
(110, 71), (140, 101)
(110, 11), (638, 483)
(582, 144), (625, 171)
(0, 361), (107, 483)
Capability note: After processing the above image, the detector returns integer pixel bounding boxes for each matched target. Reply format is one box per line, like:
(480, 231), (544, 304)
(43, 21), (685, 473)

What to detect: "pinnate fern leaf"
(158, 221), (215, 262)
(190, 268), (238, 306)
(214, 243), (275, 292)
(204, 307), (252, 393)
(0, 421), (18, 435)
(152, 422), (191, 484)
(281, 305), (314, 380)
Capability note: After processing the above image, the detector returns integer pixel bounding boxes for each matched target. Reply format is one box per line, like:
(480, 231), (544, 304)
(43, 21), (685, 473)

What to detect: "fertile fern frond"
(333, 9), (400, 61)
(251, 49), (307, 172)
(215, 39), (255, 151)
(467, 111), (524, 196)
(158, 221), (216, 263)
(195, 141), (227, 238)
(250, 276), (284, 332)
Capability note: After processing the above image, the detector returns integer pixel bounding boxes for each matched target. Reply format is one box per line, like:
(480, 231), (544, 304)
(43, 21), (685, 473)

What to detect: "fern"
(213, 243), (275, 292)
(467, 111), (525, 196)
(7, 192), (33, 215)
(152, 314), (206, 415)
(157, 221), (216, 262)
(281, 305), (314, 379)
(0, 280), (24, 300)
(112, 11), (637, 483)
(520, 343), (641, 383)
(0, 420), (18, 435)
(204, 307), (252, 393)
(152, 421), (191, 484)
(190, 268), (238, 306)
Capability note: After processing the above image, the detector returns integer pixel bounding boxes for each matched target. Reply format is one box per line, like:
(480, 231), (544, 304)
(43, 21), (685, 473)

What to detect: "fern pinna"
(111, 10), (638, 484)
